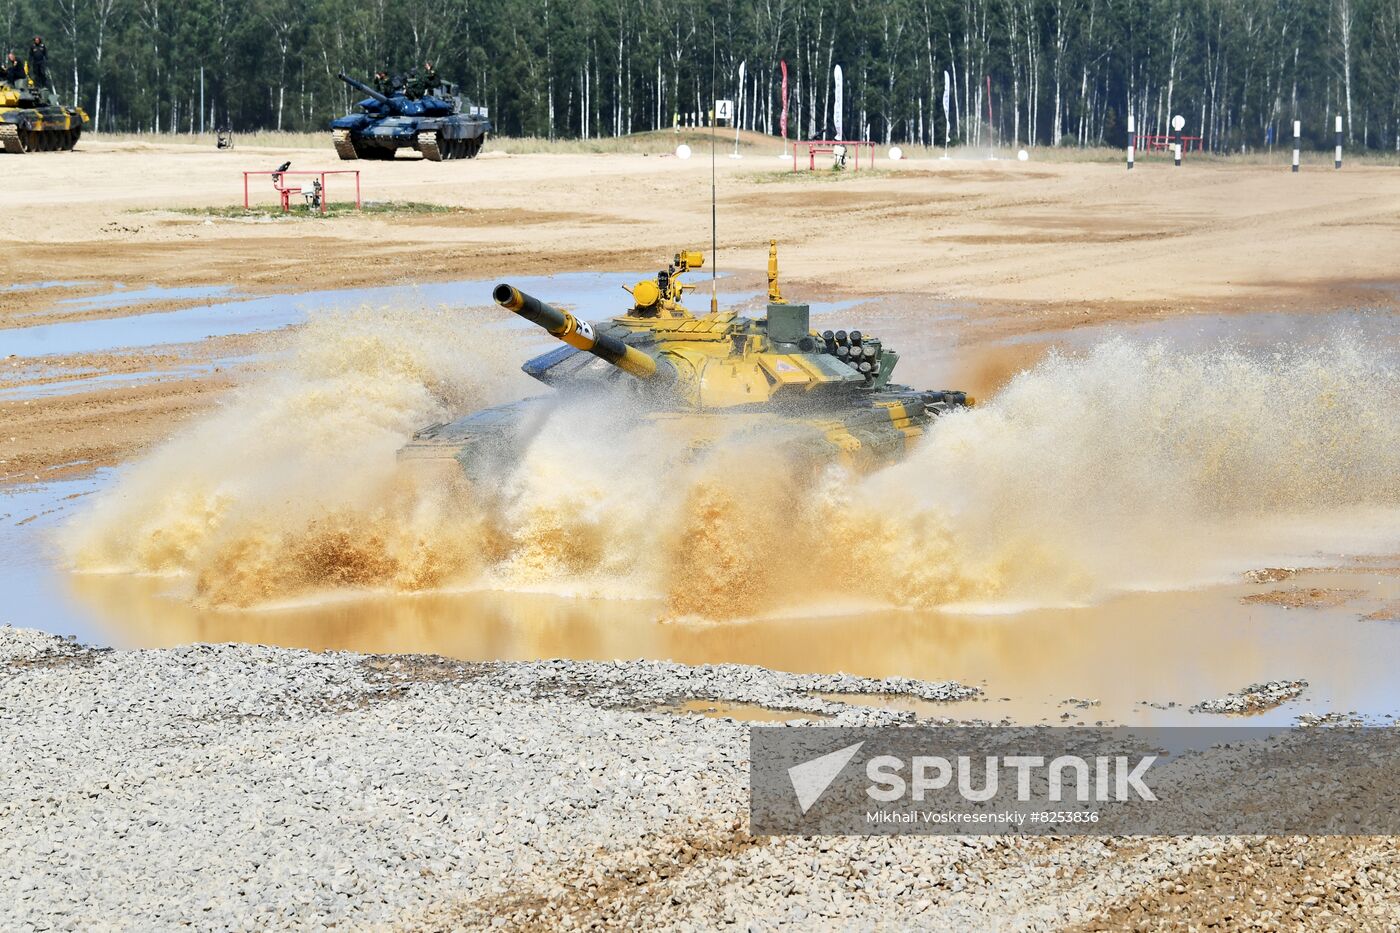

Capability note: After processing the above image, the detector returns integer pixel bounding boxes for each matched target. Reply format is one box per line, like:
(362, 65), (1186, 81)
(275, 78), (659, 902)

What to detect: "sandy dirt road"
(6, 137), (1400, 309)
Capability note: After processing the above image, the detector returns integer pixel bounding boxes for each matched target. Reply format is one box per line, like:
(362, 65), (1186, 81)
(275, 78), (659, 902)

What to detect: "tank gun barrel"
(337, 72), (391, 105)
(494, 284), (672, 381)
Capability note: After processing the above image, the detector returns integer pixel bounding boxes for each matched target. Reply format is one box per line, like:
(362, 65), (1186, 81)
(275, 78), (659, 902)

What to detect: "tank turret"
(492, 242), (969, 411)
(403, 242), (972, 469)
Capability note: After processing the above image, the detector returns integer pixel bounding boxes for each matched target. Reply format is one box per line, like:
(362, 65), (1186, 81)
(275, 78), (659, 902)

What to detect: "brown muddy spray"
(62, 312), (1400, 618)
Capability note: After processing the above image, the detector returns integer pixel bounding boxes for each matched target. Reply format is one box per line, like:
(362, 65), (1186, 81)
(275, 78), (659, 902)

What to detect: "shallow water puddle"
(0, 354), (263, 402)
(53, 284), (236, 313)
(0, 474), (111, 644)
(810, 692), (983, 721)
(665, 699), (829, 722)
(9, 530), (1395, 728)
(0, 274), (755, 360)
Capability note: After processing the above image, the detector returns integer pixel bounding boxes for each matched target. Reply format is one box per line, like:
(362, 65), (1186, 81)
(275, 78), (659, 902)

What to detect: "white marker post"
(1292, 120), (1301, 173)
(1173, 143), (1182, 167)
(1127, 114), (1135, 170)
(1171, 114), (1185, 167)
(1334, 115), (1343, 169)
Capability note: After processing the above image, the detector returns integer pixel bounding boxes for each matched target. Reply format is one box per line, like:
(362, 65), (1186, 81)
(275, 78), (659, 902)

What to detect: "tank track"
(416, 131), (443, 162)
(0, 125), (23, 154)
(332, 129), (358, 161)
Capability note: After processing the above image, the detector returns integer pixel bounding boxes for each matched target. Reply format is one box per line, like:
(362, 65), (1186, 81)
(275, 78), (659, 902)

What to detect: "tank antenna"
(710, 40), (718, 315)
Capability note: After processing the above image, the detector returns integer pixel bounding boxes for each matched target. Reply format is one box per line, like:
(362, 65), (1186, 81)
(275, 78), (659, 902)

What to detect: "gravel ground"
(2, 626), (1397, 931)
(1190, 680), (1310, 715)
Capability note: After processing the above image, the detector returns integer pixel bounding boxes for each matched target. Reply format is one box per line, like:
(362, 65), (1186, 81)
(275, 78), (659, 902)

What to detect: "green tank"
(0, 71), (87, 153)
(399, 243), (973, 472)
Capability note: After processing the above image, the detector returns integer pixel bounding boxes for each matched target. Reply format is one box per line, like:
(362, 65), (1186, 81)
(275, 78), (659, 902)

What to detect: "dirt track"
(7, 137), (1400, 308)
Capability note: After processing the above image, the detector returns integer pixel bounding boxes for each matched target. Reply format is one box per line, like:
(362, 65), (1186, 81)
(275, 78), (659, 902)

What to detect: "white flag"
(833, 64), (844, 140)
(942, 70), (950, 115)
(736, 60), (747, 142)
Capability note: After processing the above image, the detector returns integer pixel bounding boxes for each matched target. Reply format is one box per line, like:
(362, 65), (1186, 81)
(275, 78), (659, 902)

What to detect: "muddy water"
(10, 532), (1400, 727)
(3, 273), (699, 359)
(7, 282), (1400, 728)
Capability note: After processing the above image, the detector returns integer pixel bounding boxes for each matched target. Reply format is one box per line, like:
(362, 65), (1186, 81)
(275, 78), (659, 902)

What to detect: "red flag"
(779, 60), (789, 140)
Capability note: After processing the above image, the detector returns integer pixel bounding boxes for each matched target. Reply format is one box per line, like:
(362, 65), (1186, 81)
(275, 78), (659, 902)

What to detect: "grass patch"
(173, 200), (464, 219)
(748, 166), (870, 184)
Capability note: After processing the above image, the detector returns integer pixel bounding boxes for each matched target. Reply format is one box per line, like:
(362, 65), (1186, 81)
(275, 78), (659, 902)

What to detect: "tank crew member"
(421, 62), (440, 96)
(373, 69), (392, 96)
(28, 36), (48, 87)
(3, 52), (25, 83)
(404, 68), (424, 99)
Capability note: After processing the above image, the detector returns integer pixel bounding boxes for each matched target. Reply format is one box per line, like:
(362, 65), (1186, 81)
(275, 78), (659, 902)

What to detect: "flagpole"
(710, 44), (718, 314)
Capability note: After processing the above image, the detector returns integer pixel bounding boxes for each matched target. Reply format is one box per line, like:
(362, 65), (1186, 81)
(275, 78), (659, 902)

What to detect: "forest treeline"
(3, 0), (1399, 151)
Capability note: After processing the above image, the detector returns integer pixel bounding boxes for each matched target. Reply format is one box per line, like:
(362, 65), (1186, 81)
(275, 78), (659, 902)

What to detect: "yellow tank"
(401, 243), (972, 472)
(0, 70), (88, 153)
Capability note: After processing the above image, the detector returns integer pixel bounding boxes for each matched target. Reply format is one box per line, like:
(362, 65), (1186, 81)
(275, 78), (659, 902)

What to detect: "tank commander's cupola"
(761, 240), (819, 353)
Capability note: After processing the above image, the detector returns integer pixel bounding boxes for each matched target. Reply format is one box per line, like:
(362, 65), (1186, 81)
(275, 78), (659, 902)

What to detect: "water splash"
(60, 305), (532, 605)
(62, 316), (1400, 618)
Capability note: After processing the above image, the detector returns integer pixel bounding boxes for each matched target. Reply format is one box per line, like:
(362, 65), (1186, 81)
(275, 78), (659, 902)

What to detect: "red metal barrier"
(1134, 135), (1204, 154)
(241, 170), (362, 214)
(793, 140), (877, 172)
